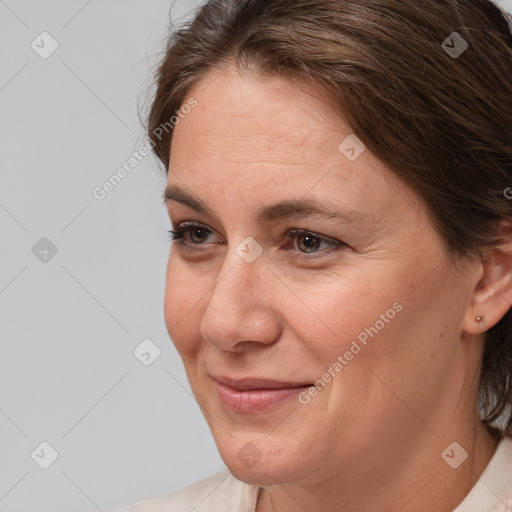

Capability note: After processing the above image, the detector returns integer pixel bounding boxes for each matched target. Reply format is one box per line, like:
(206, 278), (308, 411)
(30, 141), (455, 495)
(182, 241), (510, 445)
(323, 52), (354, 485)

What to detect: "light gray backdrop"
(1, 1), (511, 511)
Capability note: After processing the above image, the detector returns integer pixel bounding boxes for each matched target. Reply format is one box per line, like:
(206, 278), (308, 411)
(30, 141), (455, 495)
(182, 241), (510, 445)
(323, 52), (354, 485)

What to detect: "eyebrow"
(162, 184), (375, 225)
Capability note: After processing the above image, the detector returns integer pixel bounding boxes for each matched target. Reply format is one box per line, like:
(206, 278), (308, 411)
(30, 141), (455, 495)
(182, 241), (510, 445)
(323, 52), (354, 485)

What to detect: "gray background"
(1, 1), (511, 510)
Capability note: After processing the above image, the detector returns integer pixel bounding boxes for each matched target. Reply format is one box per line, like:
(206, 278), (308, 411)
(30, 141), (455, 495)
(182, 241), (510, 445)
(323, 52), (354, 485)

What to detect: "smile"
(211, 376), (313, 413)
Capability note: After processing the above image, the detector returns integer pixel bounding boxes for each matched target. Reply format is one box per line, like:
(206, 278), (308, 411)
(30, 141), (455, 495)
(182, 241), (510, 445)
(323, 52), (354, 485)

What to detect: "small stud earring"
(476, 315), (484, 322)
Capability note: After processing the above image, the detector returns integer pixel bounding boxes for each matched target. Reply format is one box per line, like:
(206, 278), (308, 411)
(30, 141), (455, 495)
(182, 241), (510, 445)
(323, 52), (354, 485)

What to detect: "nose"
(199, 246), (282, 352)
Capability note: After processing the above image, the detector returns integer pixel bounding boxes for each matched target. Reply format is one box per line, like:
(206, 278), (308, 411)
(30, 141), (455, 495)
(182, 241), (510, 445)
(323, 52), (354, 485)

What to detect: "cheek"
(327, 281), (459, 429)
(163, 255), (210, 357)
(291, 272), (439, 408)
(286, 272), (400, 363)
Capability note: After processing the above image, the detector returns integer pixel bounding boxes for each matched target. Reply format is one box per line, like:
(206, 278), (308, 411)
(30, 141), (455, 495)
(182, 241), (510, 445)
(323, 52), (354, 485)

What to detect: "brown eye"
(187, 226), (211, 244)
(284, 228), (346, 261)
(168, 222), (216, 246)
(296, 233), (323, 253)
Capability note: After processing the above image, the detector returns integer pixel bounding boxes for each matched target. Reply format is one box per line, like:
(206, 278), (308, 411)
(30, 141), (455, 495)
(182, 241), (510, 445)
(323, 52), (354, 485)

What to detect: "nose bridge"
(208, 245), (262, 321)
(218, 232), (269, 302)
(199, 243), (279, 350)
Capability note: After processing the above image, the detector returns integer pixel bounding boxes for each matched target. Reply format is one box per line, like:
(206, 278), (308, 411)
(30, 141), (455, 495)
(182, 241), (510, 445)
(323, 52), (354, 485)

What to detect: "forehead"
(174, 64), (350, 159)
(167, 64), (421, 223)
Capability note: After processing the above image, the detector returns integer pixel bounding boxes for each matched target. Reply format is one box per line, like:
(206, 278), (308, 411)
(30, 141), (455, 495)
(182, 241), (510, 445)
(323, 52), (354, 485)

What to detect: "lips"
(211, 375), (313, 412)
(212, 375), (312, 390)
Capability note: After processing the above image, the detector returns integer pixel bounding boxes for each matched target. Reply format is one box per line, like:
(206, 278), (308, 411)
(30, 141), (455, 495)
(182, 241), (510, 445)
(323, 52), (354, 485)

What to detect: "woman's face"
(164, 64), (481, 487)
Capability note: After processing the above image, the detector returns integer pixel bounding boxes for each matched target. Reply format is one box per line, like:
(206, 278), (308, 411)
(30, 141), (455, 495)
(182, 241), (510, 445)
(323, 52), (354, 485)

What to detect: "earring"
(476, 315), (484, 322)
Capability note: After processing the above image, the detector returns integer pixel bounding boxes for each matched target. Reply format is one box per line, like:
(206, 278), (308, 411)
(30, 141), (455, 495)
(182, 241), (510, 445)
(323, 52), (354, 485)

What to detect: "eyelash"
(167, 222), (346, 261)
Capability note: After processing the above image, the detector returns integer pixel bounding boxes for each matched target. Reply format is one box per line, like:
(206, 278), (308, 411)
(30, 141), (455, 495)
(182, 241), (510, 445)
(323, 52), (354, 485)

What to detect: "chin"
(215, 436), (308, 487)
(226, 458), (298, 487)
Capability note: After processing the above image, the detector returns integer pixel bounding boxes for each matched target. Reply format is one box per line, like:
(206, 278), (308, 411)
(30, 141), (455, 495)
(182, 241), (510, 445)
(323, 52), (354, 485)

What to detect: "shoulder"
(486, 434), (512, 485)
(452, 434), (512, 512)
(111, 469), (260, 512)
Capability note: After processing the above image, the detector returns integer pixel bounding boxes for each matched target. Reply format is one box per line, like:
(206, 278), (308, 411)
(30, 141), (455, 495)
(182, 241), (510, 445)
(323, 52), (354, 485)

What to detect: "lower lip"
(215, 381), (311, 413)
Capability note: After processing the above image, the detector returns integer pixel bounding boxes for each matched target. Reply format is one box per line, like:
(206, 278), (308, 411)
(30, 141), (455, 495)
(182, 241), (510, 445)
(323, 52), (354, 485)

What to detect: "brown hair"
(146, 0), (512, 437)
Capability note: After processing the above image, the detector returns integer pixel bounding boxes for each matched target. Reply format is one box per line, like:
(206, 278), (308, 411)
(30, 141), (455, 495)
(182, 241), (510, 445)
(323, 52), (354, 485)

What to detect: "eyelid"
(284, 227), (343, 247)
(173, 221), (337, 239)
(171, 220), (342, 241)
(168, 220), (347, 261)
(169, 221), (221, 245)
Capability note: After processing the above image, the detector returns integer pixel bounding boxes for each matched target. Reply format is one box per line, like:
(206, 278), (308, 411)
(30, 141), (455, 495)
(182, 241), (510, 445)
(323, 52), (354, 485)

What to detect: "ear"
(463, 219), (512, 335)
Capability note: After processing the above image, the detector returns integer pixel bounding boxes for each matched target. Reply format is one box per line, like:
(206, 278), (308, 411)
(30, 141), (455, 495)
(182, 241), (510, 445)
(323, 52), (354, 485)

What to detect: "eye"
(284, 228), (346, 260)
(168, 222), (346, 261)
(168, 221), (217, 247)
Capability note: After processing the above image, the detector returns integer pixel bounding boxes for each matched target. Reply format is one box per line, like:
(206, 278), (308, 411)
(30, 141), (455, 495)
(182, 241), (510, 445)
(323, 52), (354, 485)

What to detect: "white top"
(114, 436), (512, 512)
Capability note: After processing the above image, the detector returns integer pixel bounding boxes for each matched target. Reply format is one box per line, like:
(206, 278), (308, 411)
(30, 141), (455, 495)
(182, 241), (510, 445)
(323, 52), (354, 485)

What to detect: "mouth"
(211, 375), (314, 413)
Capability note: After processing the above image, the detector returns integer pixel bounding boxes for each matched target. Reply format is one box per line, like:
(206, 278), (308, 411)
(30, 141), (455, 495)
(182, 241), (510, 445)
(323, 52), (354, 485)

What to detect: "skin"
(163, 63), (511, 512)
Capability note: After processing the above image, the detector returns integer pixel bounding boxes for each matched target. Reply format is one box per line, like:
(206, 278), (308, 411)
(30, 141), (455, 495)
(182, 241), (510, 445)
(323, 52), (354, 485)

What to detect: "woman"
(116, 0), (512, 510)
